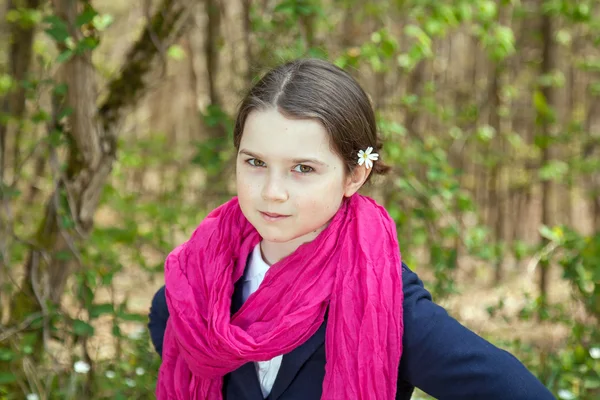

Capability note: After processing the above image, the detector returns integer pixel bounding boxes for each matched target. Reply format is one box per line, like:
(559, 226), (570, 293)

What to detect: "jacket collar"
(228, 263), (326, 400)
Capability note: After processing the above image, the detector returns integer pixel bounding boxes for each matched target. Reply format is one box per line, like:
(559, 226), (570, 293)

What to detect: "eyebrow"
(238, 149), (328, 166)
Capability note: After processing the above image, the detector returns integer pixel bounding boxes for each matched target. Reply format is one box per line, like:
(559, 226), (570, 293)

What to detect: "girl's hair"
(233, 58), (390, 182)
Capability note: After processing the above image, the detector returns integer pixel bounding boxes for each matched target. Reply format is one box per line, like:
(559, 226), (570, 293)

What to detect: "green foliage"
(2, 0), (600, 399)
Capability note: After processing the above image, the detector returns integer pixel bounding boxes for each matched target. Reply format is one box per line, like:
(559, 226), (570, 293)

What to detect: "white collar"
(244, 243), (270, 281)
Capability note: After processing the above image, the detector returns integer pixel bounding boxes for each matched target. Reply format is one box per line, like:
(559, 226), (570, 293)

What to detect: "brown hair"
(233, 58), (390, 182)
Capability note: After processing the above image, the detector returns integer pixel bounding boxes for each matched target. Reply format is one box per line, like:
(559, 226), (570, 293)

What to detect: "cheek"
(296, 179), (344, 214)
(236, 170), (256, 200)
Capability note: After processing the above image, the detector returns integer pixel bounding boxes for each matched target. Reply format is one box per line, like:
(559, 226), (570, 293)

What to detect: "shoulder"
(150, 285), (169, 321)
(399, 263), (448, 344)
(400, 262), (436, 313)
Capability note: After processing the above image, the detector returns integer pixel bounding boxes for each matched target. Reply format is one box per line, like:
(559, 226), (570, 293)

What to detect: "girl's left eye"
(293, 164), (314, 174)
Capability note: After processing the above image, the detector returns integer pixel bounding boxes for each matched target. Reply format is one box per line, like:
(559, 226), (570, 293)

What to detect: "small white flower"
(26, 394), (39, 400)
(73, 360), (91, 374)
(357, 147), (379, 170)
(558, 389), (576, 400)
(105, 370), (116, 379)
(590, 347), (600, 359)
(135, 367), (145, 376)
(125, 378), (136, 387)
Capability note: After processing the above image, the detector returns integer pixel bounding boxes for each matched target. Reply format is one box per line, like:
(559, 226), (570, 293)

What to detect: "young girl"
(148, 58), (555, 400)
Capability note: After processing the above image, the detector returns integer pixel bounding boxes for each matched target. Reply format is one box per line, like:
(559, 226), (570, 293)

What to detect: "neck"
(260, 228), (325, 265)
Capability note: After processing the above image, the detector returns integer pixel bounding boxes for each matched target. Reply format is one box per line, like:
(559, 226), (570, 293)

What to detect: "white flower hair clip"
(357, 147), (379, 169)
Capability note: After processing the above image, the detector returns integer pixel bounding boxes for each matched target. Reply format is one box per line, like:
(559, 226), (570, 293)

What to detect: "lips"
(260, 211), (290, 221)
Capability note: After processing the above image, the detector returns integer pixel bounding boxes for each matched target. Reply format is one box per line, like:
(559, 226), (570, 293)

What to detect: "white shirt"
(242, 244), (283, 398)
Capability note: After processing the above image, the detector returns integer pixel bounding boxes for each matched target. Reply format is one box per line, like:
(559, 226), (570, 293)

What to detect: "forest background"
(0, 0), (599, 399)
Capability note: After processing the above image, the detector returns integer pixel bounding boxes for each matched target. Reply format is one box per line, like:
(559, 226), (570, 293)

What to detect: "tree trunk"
(487, 62), (505, 283)
(4, 0), (193, 390)
(205, 0), (221, 107)
(241, 0), (253, 83)
(583, 97), (600, 232)
(0, 0), (42, 327)
(202, 0), (231, 204)
(537, 6), (556, 318)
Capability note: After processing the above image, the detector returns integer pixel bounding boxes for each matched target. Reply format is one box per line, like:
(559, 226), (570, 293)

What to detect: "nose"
(261, 173), (289, 202)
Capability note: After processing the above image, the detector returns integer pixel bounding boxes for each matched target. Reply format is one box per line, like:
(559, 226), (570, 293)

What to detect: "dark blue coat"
(148, 263), (556, 399)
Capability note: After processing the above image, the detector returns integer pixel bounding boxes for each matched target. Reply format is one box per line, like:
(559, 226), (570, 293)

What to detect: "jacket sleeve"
(148, 285), (169, 358)
(398, 263), (556, 400)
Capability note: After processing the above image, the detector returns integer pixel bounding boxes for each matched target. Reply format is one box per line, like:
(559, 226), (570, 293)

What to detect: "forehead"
(240, 108), (336, 160)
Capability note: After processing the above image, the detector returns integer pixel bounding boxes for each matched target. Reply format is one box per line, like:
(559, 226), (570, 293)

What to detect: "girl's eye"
(293, 164), (314, 174)
(247, 158), (266, 167)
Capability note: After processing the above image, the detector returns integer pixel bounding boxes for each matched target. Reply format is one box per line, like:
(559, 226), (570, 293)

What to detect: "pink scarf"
(157, 194), (404, 399)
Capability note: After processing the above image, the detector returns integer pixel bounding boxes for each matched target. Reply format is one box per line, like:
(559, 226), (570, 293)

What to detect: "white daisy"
(558, 389), (576, 400)
(105, 370), (116, 379)
(357, 147), (379, 170)
(73, 360), (90, 374)
(590, 347), (600, 359)
(26, 394), (39, 400)
(135, 367), (145, 376)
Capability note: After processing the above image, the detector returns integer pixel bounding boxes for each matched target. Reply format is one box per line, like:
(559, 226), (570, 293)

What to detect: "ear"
(343, 165), (371, 197)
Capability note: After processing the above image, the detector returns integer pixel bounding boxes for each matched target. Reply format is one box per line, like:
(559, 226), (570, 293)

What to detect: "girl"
(148, 58), (555, 400)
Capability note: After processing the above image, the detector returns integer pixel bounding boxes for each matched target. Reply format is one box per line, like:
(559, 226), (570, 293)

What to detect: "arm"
(148, 285), (169, 358)
(398, 264), (556, 400)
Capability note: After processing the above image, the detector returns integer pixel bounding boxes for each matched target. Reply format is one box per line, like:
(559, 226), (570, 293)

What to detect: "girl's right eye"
(247, 158), (266, 167)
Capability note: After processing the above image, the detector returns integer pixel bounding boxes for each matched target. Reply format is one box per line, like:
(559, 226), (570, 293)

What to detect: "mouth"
(259, 211), (291, 222)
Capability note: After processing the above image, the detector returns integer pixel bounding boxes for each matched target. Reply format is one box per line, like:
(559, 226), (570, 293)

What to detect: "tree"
(2, 0), (193, 391)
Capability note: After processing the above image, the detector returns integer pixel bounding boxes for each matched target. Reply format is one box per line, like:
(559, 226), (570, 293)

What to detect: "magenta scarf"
(156, 194), (404, 399)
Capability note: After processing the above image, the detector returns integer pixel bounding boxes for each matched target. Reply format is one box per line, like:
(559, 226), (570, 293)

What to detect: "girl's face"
(236, 108), (364, 261)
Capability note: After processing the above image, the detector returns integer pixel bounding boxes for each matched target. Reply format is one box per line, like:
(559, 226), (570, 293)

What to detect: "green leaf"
(380, 39), (397, 58)
(0, 349), (15, 362)
(118, 311), (147, 323)
(76, 6), (98, 27)
(43, 15), (70, 43)
(73, 319), (95, 336)
(76, 36), (100, 52)
(55, 250), (72, 261)
(0, 74), (14, 94)
(112, 324), (122, 338)
(93, 14), (114, 31)
(492, 25), (515, 60)
(6, 9), (21, 23)
(0, 183), (21, 199)
(457, 2), (473, 21)
(58, 106), (74, 121)
(274, 0), (295, 14)
(167, 44), (186, 60)
(56, 49), (74, 63)
(48, 129), (65, 147)
(0, 372), (16, 385)
(78, 282), (94, 306)
(533, 90), (551, 116)
(539, 160), (569, 181)
(32, 110), (50, 123)
(53, 83), (68, 96)
(477, 0), (498, 20)
(89, 303), (115, 319)
(59, 214), (75, 229)
(397, 54), (414, 69)
(476, 125), (496, 142)
(539, 225), (559, 242)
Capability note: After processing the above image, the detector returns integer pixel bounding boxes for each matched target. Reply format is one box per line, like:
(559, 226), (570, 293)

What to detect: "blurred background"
(0, 0), (598, 399)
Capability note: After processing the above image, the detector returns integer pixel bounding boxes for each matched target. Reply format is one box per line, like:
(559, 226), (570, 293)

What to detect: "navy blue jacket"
(148, 263), (555, 399)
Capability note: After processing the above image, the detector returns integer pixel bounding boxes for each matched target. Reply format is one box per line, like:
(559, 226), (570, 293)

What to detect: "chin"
(252, 224), (298, 243)
(257, 230), (295, 243)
